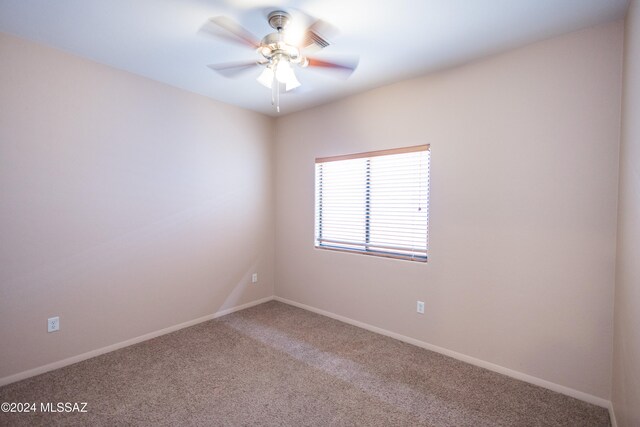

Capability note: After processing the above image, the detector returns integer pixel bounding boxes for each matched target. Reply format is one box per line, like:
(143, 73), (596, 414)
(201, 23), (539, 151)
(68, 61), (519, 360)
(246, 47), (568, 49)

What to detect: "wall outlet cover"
(48, 316), (60, 332)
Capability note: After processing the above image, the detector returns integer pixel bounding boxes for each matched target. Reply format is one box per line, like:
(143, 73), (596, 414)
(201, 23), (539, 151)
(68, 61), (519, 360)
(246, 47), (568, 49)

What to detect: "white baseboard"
(2, 293), (616, 426)
(274, 296), (612, 410)
(608, 401), (618, 427)
(0, 296), (274, 387)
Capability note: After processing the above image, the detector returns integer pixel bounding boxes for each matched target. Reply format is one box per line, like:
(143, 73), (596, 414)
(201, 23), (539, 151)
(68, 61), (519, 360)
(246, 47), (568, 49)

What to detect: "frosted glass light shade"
(275, 60), (292, 82)
(257, 67), (274, 89)
(275, 60), (301, 91)
(285, 73), (301, 91)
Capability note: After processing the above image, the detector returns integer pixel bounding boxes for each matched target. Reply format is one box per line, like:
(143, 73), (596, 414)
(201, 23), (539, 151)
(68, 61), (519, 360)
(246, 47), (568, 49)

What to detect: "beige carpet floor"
(0, 301), (610, 426)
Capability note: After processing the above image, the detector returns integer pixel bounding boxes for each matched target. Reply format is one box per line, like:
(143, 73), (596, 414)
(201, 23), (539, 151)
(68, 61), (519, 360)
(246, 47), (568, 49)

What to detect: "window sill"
(315, 245), (428, 263)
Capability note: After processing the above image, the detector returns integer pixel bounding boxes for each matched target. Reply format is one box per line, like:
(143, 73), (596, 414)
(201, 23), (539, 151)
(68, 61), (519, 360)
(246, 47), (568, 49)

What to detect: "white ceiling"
(0, 0), (629, 116)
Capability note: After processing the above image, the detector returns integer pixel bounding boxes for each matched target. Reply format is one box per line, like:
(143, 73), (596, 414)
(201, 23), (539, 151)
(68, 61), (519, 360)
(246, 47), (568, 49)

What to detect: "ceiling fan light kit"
(255, 13), (304, 108)
(202, 9), (358, 113)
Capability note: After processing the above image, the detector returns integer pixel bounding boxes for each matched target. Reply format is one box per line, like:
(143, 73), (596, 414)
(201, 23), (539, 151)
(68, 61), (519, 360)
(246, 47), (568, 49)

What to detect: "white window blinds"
(315, 145), (430, 262)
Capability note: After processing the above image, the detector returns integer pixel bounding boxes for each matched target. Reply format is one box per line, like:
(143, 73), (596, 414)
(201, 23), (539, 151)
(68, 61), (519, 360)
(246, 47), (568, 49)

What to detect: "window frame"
(314, 144), (430, 263)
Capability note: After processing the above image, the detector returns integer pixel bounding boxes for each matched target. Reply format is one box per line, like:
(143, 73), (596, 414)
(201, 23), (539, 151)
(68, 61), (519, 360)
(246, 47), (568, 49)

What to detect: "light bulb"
(275, 60), (292, 83)
(257, 66), (274, 89)
(275, 60), (301, 91)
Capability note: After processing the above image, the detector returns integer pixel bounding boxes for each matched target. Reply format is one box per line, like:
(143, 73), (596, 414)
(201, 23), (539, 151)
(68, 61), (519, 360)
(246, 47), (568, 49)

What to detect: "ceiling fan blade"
(299, 18), (338, 53)
(306, 56), (359, 78)
(199, 16), (260, 48)
(207, 61), (261, 78)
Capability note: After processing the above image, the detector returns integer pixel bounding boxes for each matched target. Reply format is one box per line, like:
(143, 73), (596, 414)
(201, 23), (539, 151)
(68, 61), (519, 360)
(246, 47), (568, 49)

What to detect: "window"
(314, 145), (430, 262)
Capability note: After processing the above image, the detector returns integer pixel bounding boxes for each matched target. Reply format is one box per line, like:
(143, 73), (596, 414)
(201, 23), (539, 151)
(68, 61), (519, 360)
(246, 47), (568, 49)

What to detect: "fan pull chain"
(271, 74), (276, 106)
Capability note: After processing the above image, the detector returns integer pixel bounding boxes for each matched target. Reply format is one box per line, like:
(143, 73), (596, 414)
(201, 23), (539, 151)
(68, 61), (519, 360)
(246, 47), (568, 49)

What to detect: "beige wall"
(0, 33), (275, 380)
(275, 21), (623, 400)
(0, 16), (628, 407)
(613, 1), (640, 425)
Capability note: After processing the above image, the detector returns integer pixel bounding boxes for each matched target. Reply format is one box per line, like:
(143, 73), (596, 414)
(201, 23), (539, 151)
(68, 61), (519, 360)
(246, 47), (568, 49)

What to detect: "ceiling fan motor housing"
(260, 16), (302, 64)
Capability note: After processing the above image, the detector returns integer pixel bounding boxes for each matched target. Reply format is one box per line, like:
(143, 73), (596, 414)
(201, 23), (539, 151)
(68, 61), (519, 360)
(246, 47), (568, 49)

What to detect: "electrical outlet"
(251, 273), (258, 283)
(48, 316), (60, 332)
(416, 301), (425, 314)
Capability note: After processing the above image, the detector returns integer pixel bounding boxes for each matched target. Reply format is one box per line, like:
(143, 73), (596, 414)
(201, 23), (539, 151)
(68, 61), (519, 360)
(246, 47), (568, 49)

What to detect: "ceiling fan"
(200, 10), (358, 112)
